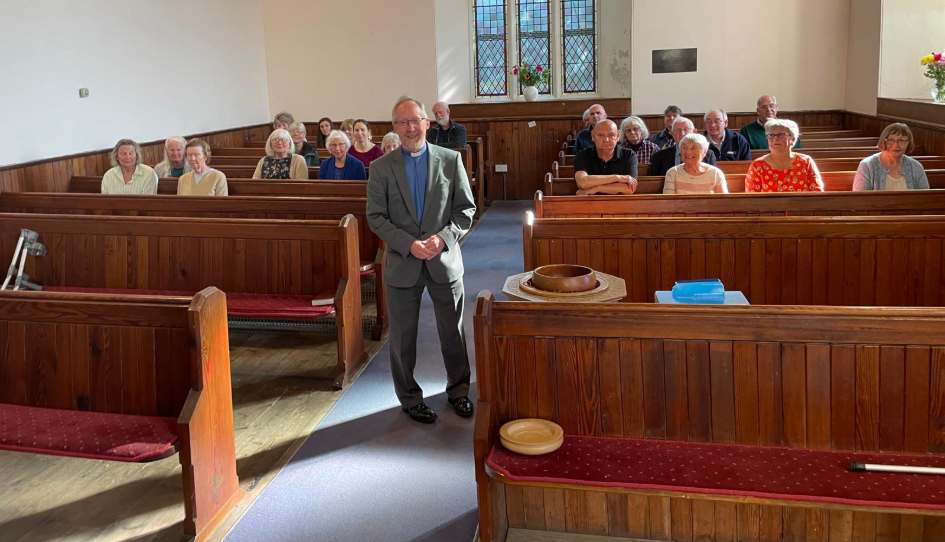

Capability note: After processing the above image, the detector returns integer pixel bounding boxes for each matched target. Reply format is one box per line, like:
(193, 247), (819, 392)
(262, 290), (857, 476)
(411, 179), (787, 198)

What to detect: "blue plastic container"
(671, 279), (725, 304)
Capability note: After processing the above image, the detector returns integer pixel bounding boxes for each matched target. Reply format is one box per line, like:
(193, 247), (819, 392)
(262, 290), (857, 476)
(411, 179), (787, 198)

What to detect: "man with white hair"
(739, 95), (801, 150)
(153, 136), (191, 178)
(574, 103), (607, 153)
(368, 96), (476, 425)
(426, 101), (467, 150)
(704, 109), (751, 161)
(648, 116), (717, 177)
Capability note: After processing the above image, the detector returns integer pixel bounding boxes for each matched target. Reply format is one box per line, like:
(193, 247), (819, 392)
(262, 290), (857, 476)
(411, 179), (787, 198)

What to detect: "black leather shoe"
(403, 402), (437, 424)
(448, 396), (474, 418)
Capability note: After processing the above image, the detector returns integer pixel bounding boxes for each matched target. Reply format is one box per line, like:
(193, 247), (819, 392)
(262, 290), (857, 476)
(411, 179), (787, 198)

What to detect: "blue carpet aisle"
(225, 201), (531, 542)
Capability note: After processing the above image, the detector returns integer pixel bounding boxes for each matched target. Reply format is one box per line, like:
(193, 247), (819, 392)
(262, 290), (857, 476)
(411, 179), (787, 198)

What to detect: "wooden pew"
(522, 214), (945, 306)
(543, 170), (945, 195)
(0, 213), (365, 387)
(533, 189), (945, 219)
(0, 192), (388, 340)
(473, 292), (945, 542)
(215, 165), (323, 179)
(0, 288), (240, 540)
(69, 176), (369, 197)
(715, 156), (945, 174)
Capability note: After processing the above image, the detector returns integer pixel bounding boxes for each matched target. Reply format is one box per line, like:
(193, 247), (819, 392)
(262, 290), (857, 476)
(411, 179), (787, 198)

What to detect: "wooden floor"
(0, 307), (383, 542)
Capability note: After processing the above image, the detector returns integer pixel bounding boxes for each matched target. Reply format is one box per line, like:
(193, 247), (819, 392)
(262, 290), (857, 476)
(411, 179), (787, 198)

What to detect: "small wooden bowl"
(531, 264), (596, 293)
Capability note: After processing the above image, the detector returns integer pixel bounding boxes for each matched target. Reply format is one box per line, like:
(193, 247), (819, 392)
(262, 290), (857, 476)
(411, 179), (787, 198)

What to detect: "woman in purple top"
(348, 119), (384, 167)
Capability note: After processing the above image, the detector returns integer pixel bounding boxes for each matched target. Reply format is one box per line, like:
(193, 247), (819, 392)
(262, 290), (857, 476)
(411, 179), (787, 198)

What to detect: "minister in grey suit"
(367, 96), (477, 424)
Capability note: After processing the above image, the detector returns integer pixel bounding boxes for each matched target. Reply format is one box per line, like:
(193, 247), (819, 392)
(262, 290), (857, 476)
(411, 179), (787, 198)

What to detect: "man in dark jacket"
(426, 101), (467, 150)
(649, 116), (717, 177)
(704, 109), (751, 161)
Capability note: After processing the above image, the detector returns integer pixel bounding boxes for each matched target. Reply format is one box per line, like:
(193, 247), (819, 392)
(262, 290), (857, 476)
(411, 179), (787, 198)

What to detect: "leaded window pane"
(517, 0), (550, 94)
(561, 0), (595, 93)
(475, 0), (508, 96)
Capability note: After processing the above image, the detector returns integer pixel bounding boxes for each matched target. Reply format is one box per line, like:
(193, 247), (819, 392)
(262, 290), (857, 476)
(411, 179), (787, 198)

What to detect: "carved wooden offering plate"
(500, 418), (564, 456)
(530, 264), (597, 293)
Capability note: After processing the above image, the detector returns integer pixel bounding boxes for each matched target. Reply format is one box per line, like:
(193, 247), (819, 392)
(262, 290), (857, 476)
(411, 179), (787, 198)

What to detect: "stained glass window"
(561, 0), (595, 93)
(474, 0), (508, 96)
(517, 0), (551, 94)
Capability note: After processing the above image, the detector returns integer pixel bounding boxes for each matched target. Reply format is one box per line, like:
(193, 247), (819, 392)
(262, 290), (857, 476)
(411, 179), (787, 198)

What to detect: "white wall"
(844, 0), (881, 115)
(0, 0), (270, 166)
(263, 0), (439, 121)
(879, 0), (945, 100)
(434, 0), (631, 102)
(630, 0), (850, 115)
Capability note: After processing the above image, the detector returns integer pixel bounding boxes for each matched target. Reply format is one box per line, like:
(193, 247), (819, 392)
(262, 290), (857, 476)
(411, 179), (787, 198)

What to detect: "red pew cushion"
(487, 435), (945, 511)
(43, 287), (335, 320)
(0, 404), (178, 462)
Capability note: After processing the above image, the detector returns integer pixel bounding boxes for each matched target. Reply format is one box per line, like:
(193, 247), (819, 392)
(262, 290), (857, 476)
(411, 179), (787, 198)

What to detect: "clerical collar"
(402, 142), (428, 158)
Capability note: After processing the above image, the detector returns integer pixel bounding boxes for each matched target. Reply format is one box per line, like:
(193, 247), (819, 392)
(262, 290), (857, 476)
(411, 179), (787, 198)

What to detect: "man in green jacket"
(739, 95), (802, 150)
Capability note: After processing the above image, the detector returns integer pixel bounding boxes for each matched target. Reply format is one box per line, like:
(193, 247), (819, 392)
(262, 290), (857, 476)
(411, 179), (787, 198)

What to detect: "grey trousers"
(386, 267), (470, 408)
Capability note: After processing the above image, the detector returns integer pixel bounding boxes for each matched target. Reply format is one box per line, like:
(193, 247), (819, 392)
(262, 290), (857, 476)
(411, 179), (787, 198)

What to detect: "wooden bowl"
(530, 264), (596, 293)
(500, 418), (564, 455)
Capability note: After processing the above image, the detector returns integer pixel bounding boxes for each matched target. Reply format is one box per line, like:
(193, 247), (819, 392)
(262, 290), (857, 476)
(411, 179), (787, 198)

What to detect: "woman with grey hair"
(153, 136), (191, 178)
(619, 116), (660, 165)
(663, 133), (728, 194)
(101, 138), (158, 194)
(272, 111), (295, 131)
(289, 121), (318, 166)
(253, 128), (308, 180)
(381, 132), (401, 154)
(745, 119), (823, 192)
(319, 130), (367, 180)
(853, 123), (929, 191)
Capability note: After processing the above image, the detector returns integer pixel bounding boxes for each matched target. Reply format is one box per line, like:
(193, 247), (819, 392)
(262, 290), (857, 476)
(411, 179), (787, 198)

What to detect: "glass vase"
(932, 80), (945, 104)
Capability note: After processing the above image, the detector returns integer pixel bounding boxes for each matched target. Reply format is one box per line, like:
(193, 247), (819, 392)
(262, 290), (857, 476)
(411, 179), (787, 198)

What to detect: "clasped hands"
(410, 234), (445, 260)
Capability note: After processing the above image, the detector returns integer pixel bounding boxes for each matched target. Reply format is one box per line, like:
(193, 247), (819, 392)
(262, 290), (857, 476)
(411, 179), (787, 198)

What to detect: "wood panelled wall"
(0, 124), (272, 193)
(846, 110), (945, 156)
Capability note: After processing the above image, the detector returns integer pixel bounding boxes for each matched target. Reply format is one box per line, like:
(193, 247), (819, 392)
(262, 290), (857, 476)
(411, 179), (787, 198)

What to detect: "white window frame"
(470, 0), (599, 102)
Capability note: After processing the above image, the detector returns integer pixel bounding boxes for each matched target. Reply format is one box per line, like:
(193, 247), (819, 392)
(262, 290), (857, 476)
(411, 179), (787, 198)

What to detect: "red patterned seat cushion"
(487, 435), (945, 511)
(0, 404), (178, 462)
(44, 287), (335, 320)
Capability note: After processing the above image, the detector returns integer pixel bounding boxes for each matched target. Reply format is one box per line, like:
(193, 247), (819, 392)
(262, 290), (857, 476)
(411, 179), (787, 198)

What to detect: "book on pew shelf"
(311, 297), (334, 307)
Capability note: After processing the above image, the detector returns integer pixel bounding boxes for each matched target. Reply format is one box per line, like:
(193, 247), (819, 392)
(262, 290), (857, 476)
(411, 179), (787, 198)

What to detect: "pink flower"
(536, 64), (543, 72)
(512, 66), (519, 75)
(936, 52), (943, 61)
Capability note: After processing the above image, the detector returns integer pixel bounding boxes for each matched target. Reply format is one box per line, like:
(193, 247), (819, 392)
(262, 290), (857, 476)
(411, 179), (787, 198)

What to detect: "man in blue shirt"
(366, 96), (477, 424)
(574, 103), (607, 153)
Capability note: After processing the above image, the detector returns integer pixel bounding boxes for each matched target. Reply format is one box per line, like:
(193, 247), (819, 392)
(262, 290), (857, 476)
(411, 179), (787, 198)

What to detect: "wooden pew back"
(533, 190), (945, 219)
(523, 215), (945, 306)
(69, 176), (368, 197)
(473, 292), (945, 540)
(0, 287), (239, 537)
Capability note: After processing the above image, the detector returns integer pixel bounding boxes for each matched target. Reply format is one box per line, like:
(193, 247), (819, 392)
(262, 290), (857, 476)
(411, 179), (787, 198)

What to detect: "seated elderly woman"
(316, 117), (333, 148)
(176, 138), (228, 196)
(853, 123), (929, 191)
(381, 132), (401, 154)
(272, 111), (295, 131)
(101, 138), (158, 194)
(153, 136), (190, 178)
(289, 121), (318, 166)
(744, 119), (824, 192)
(349, 119), (384, 167)
(619, 116), (660, 166)
(319, 130), (367, 180)
(663, 133), (728, 194)
(253, 129), (309, 180)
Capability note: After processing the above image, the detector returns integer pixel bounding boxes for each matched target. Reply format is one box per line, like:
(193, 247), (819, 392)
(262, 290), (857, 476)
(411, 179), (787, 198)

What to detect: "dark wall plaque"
(652, 48), (698, 74)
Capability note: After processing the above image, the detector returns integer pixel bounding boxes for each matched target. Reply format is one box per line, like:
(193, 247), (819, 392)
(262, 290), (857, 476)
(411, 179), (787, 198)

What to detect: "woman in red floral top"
(744, 119), (824, 192)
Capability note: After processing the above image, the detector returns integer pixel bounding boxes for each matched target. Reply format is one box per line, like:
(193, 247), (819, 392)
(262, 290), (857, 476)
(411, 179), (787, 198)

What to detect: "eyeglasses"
(393, 118), (426, 128)
(765, 132), (793, 140)
(885, 137), (910, 146)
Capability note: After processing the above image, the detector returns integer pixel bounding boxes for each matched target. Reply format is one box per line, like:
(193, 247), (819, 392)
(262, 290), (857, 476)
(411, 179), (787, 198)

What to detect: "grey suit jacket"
(366, 144), (476, 288)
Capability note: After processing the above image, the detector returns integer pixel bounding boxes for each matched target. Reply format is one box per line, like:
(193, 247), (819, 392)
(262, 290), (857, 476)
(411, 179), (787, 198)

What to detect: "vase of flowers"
(921, 51), (945, 104)
(512, 64), (550, 102)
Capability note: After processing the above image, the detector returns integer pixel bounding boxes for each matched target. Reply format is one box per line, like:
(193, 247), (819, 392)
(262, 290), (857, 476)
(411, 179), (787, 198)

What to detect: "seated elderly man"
(426, 101), (467, 150)
(648, 105), (682, 150)
(153, 136), (190, 178)
(704, 109), (751, 161)
(574, 103), (607, 153)
(648, 116), (717, 177)
(573, 120), (638, 195)
(739, 95), (802, 150)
